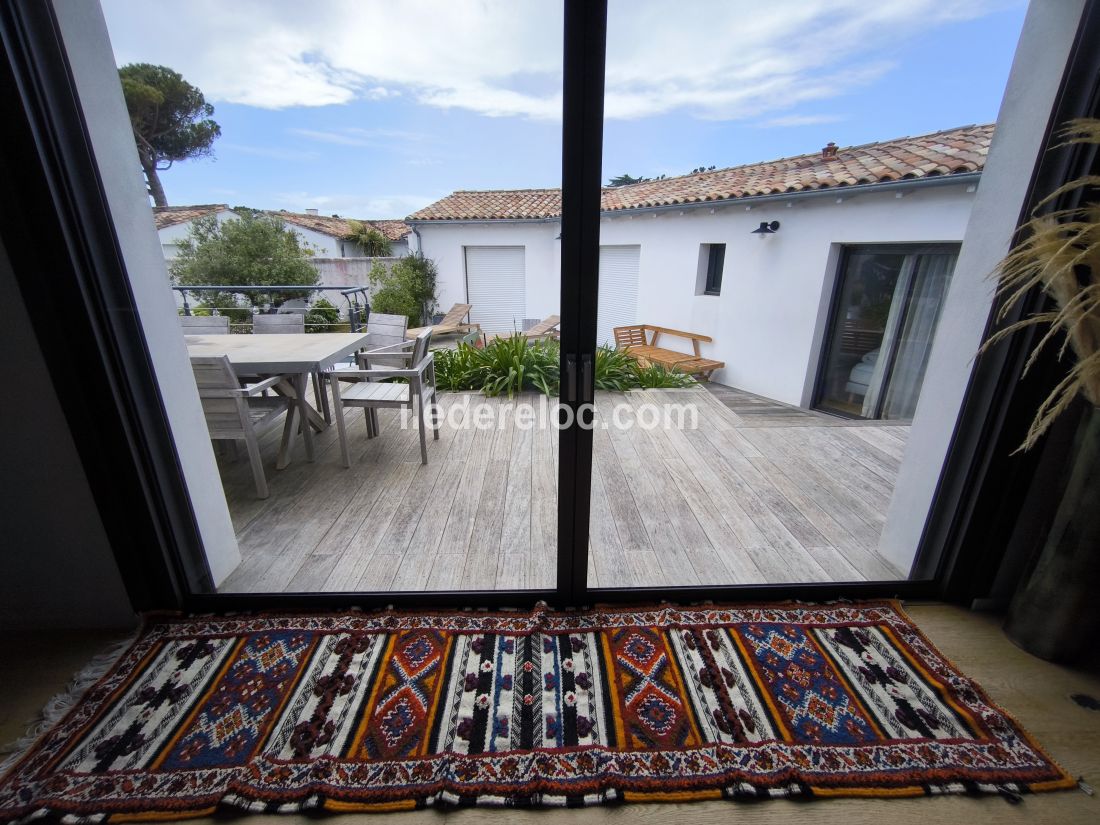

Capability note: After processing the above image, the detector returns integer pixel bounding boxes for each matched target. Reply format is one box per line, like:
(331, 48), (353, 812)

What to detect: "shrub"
(305, 298), (341, 333)
(471, 334), (559, 397)
(594, 344), (637, 391)
(170, 212), (318, 308)
(631, 362), (696, 388)
(187, 292), (253, 327)
(368, 254), (439, 328)
(431, 337), (694, 396)
(433, 345), (482, 392)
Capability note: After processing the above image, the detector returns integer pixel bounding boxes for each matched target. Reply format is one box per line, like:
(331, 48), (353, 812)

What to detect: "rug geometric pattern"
(0, 602), (1073, 821)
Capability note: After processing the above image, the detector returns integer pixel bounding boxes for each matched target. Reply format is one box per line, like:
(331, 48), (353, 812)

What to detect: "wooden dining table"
(185, 332), (373, 469)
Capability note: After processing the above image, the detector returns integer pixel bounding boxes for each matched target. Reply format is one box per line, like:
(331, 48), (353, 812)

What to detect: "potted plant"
(985, 118), (1100, 662)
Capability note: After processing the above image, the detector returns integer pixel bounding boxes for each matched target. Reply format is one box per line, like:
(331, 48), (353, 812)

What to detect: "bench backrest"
(253, 314), (304, 334)
(613, 325), (648, 348)
(180, 315), (229, 335)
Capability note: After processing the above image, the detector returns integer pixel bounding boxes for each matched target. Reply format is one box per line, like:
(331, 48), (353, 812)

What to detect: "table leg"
(275, 403), (296, 470)
(274, 378), (326, 432)
(293, 373), (315, 461)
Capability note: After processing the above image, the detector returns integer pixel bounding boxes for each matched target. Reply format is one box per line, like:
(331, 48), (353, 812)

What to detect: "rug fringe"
(0, 633), (137, 779)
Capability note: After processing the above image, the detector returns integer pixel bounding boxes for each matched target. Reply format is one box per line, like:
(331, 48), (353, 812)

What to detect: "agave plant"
(985, 118), (1100, 450)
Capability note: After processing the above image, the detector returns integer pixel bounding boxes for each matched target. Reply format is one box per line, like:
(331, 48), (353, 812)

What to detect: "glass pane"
(817, 252), (907, 417)
(101, 0), (564, 594)
(590, 0), (1022, 590)
(881, 253), (956, 420)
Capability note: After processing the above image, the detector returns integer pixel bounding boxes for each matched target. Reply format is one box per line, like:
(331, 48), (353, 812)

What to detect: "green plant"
(344, 220), (393, 257)
(305, 298), (340, 333)
(984, 118), (1100, 449)
(368, 254), (439, 327)
(186, 292), (253, 327)
(470, 335), (559, 397)
(432, 345), (483, 392)
(631, 362), (696, 389)
(432, 337), (695, 397)
(594, 344), (638, 390)
(170, 212), (318, 308)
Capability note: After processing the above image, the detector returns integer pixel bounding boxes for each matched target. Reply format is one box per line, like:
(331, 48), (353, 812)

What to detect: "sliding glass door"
(815, 245), (959, 421)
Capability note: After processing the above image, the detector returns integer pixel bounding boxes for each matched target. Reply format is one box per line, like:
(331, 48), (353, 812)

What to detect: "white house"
(153, 206), (412, 260)
(153, 206), (413, 308)
(408, 124), (992, 421)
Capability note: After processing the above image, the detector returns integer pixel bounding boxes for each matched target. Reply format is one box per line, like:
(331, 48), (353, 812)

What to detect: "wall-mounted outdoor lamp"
(751, 220), (780, 237)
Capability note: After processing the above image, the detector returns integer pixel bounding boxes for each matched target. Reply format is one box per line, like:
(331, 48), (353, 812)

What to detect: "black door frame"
(2, 0), (1096, 613)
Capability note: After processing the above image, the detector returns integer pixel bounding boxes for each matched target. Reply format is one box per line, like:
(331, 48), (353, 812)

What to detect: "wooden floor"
(218, 384), (907, 593)
(5, 605), (1097, 824)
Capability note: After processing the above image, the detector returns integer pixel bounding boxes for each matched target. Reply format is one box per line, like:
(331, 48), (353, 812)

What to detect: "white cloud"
(755, 114), (846, 128)
(274, 191), (440, 218)
(102, 0), (1014, 121)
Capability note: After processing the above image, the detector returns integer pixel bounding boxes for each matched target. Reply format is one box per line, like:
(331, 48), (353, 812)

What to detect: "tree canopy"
(607, 173), (649, 187)
(170, 213), (318, 311)
(119, 63), (220, 207)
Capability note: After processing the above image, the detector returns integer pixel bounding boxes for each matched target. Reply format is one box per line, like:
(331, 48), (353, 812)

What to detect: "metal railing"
(171, 285), (371, 333)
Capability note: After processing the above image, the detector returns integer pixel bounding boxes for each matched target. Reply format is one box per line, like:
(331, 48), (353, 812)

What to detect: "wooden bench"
(612, 324), (725, 380)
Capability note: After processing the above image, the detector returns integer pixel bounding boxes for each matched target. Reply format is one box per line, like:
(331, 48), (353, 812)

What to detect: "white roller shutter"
(464, 246), (526, 334)
(597, 245), (640, 346)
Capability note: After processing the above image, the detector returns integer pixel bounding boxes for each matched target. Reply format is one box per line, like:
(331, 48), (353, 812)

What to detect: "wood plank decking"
(218, 385), (908, 593)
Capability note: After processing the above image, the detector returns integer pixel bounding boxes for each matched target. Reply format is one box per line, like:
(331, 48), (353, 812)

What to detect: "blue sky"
(101, 0), (1027, 219)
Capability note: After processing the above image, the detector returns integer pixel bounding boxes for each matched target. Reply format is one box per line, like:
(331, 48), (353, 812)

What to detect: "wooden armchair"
(612, 324), (725, 380)
(328, 329), (439, 466)
(191, 355), (296, 499)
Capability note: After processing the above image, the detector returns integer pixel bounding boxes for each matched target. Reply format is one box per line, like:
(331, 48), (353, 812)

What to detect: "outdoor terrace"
(218, 384), (908, 593)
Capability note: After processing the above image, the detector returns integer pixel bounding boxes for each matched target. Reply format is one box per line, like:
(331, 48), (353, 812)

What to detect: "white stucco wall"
(414, 221), (562, 322)
(414, 184), (975, 406)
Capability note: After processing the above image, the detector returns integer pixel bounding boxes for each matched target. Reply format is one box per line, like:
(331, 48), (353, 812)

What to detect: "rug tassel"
(0, 633), (137, 778)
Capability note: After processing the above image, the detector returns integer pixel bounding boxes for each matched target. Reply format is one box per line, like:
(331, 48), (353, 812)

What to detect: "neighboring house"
(153, 206), (412, 260)
(153, 203), (239, 259)
(153, 206), (413, 306)
(273, 210), (412, 258)
(408, 124), (992, 419)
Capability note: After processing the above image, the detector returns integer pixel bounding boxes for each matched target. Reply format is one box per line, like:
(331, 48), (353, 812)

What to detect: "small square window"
(703, 243), (725, 295)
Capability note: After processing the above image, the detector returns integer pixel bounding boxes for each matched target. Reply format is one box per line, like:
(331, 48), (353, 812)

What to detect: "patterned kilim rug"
(0, 601), (1073, 821)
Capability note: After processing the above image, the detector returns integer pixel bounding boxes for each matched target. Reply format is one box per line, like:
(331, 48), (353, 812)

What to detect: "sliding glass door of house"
(815, 245), (960, 422)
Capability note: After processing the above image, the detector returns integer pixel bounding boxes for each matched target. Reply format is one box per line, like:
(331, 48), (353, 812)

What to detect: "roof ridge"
(450, 187), (561, 194)
(152, 203), (228, 212)
(609, 123), (994, 191)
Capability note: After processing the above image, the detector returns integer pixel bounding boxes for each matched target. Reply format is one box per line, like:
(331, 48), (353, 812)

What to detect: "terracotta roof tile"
(153, 205), (411, 242)
(406, 189), (564, 222)
(152, 204), (228, 229)
(273, 212), (411, 242)
(410, 123), (991, 223)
